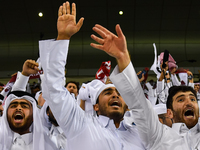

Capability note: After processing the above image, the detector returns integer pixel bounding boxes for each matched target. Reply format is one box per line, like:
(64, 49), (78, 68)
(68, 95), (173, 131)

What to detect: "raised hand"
(22, 59), (39, 76)
(187, 70), (194, 83)
(57, 1), (84, 40)
(90, 24), (130, 72)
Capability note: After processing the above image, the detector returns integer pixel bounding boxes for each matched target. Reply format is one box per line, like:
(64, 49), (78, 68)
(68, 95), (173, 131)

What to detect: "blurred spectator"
(65, 81), (79, 98)
(0, 82), (4, 92)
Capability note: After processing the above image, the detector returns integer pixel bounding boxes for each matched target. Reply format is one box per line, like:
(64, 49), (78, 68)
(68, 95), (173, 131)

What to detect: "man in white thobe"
(90, 21), (200, 150)
(39, 1), (145, 150)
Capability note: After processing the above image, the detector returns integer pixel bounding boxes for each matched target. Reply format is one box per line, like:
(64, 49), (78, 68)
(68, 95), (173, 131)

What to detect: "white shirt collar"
(98, 115), (111, 127)
(13, 132), (33, 145)
(98, 115), (126, 130)
(172, 123), (200, 135)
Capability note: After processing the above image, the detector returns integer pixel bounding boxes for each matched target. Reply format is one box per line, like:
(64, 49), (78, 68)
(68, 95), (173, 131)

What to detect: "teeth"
(14, 113), (23, 120)
(111, 101), (119, 106)
(184, 109), (194, 117)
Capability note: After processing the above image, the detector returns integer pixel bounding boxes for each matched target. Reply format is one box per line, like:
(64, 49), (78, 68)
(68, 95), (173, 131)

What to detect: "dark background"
(1, 0), (200, 78)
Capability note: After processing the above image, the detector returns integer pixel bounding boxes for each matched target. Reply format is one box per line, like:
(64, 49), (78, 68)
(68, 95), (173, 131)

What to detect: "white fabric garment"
(39, 39), (146, 150)
(40, 102), (67, 150)
(49, 125), (67, 150)
(0, 71), (58, 150)
(110, 62), (200, 150)
(0, 92), (46, 150)
(150, 43), (161, 79)
(171, 74), (181, 86)
(0, 82), (14, 103)
(153, 104), (167, 115)
(145, 82), (157, 106)
(197, 92), (200, 101)
(156, 79), (172, 104)
(77, 79), (104, 115)
(178, 72), (188, 85)
(11, 132), (33, 150)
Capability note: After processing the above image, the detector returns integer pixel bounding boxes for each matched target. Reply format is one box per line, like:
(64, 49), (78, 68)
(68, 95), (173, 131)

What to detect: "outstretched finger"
(58, 6), (63, 17)
(115, 24), (124, 39)
(92, 26), (107, 39)
(66, 1), (70, 14)
(63, 3), (66, 15)
(72, 3), (76, 22)
(90, 43), (104, 51)
(91, 34), (104, 45)
(76, 17), (84, 31)
(72, 3), (76, 17)
(95, 24), (116, 38)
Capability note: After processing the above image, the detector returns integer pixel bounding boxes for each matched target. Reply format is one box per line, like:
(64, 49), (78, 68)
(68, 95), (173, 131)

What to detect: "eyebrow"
(9, 101), (31, 107)
(102, 88), (114, 94)
(102, 88), (120, 95)
(175, 94), (196, 100)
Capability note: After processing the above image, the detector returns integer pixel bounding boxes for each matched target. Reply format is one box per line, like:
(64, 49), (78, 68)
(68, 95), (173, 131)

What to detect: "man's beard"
(8, 116), (33, 134)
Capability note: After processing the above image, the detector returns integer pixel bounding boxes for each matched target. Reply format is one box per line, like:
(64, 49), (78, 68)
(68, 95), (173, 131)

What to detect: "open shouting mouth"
(184, 109), (194, 118)
(13, 112), (24, 123)
(109, 99), (122, 108)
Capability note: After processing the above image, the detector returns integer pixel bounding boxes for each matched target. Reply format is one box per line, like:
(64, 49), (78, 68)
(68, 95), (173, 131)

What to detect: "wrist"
(188, 75), (193, 80)
(21, 71), (30, 77)
(116, 51), (130, 72)
(57, 34), (71, 40)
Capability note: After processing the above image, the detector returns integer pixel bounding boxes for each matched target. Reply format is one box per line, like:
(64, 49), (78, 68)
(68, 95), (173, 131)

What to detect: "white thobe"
(39, 39), (145, 150)
(110, 62), (200, 150)
(48, 125), (67, 150)
(11, 132), (33, 150)
(157, 79), (172, 104)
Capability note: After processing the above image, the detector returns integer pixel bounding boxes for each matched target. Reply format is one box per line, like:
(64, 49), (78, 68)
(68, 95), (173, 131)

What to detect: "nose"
(112, 91), (119, 98)
(185, 96), (194, 106)
(16, 105), (22, 110)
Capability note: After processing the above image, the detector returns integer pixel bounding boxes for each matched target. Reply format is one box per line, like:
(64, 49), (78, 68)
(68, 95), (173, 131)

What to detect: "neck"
(114, 120), (121, 128)
(16, 129), (30, 135)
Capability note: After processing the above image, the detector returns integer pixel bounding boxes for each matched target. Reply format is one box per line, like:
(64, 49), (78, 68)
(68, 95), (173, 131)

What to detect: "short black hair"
(65, 81), (79, 91)
(166, 86), (197, 110)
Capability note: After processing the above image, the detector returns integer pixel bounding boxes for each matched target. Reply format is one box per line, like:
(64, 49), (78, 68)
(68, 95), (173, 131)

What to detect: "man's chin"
(183, 118), (198, 129)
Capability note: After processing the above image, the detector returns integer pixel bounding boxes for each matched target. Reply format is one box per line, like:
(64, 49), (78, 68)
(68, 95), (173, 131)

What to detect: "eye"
(178, 99), (183, 102)
(105, 92), (111, 95)
(10, 104), (17, 108)
(191, 98), (196, 102)
(21, 105), (29, 108)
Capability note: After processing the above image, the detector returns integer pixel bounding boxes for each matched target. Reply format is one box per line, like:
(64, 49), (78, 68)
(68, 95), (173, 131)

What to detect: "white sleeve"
(157, 80), (164, 94)
(188, 82), (194, 88)
(110, 62), (164, 149)
(11, 72), (29, 92)
(39, 39), (86, 139)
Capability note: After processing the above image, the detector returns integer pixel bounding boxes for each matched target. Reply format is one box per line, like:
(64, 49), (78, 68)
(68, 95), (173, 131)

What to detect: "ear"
(158, 117), (164, 124)
(167, 108), (173, 119)
(93, 104), (99, 112)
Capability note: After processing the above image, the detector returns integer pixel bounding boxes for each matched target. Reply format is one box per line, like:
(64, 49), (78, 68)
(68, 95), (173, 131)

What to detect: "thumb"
(76, 17), (84, 31)
(34, 66), (39, 72)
